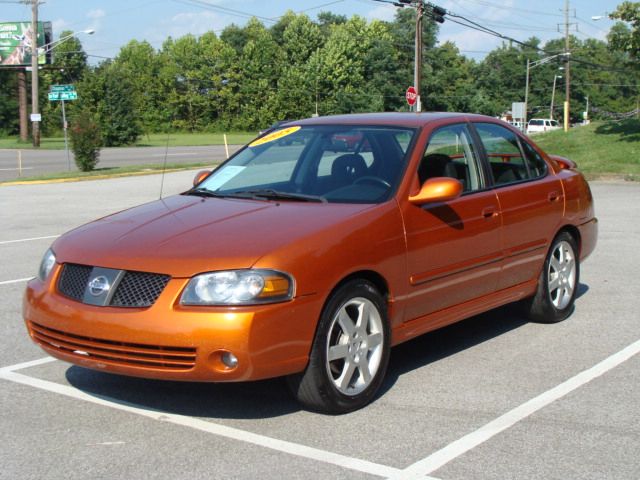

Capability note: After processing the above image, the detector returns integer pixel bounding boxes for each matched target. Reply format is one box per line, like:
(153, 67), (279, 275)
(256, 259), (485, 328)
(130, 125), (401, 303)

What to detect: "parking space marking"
(0, 362), (438, 479)
(0, 235), (59, 245)
(390, 338), (640, 479)
(0, 356), (56, 374)
(0, 277), (32, 286)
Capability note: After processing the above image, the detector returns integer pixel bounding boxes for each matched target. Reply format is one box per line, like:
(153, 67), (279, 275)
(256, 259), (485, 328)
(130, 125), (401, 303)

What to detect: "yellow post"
(224, 133), (229, 159)
(564, 101), (569, 132)
(18, 150), (23, 176)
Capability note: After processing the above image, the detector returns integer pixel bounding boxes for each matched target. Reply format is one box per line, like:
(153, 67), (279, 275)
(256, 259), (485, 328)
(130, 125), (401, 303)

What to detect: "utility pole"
(28, 0), (41, 147)
(563, 0), (571, 132)
(18, 70), (28, 141)
(414, 1), (423, 112)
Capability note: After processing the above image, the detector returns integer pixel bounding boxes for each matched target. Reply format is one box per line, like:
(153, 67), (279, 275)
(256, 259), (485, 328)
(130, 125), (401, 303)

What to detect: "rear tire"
(288, 280), (390, 414)
(524, 231), (579, 323)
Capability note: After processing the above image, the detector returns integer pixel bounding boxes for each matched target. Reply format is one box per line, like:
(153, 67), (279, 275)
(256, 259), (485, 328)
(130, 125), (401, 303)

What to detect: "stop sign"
(406, 86), (417, 106)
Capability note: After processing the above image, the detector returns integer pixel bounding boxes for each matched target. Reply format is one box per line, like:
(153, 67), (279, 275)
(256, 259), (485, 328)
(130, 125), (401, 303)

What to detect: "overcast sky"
(1, 0), (624, 62)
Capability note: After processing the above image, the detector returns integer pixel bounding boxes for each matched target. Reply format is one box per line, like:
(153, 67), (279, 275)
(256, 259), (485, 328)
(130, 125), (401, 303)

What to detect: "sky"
(0, 0), (625, 63)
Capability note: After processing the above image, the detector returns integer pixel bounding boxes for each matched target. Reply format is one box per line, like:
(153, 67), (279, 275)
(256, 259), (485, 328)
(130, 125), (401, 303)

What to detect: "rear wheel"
(524, 231), (579, 323)
(288, 280), (390, 414)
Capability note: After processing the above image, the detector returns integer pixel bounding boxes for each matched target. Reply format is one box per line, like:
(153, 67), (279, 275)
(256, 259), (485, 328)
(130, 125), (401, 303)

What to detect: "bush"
(70, 111), (103, 171)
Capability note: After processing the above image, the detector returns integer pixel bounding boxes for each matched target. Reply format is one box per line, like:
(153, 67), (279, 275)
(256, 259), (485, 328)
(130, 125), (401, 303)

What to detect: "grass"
(531, 119), (640, 180)
(0, 131), (257, 150)
(1, 161), (217, 185)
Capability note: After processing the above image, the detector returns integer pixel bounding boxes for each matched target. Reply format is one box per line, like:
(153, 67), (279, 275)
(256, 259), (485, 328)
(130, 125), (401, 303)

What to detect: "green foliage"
(1, 10), (638, 141)
(98, 67), (141, 146)
(609, 1), (640, 62)
(69, 110), (102, 171)
(0, 70), (18, 135)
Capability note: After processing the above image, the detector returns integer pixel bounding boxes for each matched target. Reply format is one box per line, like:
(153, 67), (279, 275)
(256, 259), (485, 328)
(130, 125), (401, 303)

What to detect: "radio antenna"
(159, 129), (171, 200)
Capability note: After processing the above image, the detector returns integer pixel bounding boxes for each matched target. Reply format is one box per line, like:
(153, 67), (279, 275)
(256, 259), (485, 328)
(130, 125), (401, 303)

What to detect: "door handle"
(548, 191), (561, 202)
(482, 207), (497, 218)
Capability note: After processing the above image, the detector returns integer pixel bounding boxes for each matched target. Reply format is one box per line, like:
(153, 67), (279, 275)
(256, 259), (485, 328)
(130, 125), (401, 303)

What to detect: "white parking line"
(390, 338), (640, 479)
(0, 167), (34, 171)
(0, 356), (56, 374)
(0, 358), (428, 479)
(0, 277), (32, 286)
(0, 235), (59, 245)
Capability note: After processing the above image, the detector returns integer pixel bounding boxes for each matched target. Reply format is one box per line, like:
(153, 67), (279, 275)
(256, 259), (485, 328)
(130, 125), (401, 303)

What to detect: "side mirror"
(549, 155), (576, 170)
(408, 177), (463, 206)
(193, 170), (211, 187)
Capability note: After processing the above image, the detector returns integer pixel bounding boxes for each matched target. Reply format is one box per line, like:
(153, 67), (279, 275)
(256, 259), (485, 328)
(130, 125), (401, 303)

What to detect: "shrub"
(70, 111), (103, 171)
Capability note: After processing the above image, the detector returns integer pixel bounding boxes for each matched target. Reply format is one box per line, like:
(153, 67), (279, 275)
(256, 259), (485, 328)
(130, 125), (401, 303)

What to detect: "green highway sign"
(50, 84), (76, 93)
(48, 91), (78, 101)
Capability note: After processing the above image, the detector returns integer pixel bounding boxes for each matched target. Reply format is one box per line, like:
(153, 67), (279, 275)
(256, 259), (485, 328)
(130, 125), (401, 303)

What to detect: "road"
(0, 176), (638, 480)
(0, 145), (243, 182)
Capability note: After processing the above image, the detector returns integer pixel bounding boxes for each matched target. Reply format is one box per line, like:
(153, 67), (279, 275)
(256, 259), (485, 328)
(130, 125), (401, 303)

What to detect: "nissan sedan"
(24, 113), (597, 414)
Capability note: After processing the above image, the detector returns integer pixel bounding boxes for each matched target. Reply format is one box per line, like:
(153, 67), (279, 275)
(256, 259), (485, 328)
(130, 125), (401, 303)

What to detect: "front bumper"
(23, 268), (320, 382)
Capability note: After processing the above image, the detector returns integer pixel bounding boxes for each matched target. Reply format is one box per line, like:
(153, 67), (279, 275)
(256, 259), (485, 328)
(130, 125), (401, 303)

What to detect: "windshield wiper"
(232, 189), (327, 203)
(183, 188), (236, 199)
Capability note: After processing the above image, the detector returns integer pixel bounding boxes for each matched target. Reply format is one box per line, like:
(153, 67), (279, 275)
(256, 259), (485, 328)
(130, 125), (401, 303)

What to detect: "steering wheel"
(353, 176), (391, 188)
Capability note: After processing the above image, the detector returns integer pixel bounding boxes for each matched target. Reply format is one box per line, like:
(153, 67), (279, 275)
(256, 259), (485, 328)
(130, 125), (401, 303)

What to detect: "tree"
(69, 109), (102, 171)
(0, 71), (18, 136)
(609, 1), (640, 62)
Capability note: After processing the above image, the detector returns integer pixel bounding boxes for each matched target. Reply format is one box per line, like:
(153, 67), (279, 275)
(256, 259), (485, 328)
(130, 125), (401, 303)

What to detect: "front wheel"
(288, 280), (390, 414)
(524, 231), (579, 323)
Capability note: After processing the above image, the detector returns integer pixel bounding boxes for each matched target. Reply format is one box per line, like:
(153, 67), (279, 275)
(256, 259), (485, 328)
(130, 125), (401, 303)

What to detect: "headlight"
(180, 269), (294, 306)
(38, 248), (57, 281)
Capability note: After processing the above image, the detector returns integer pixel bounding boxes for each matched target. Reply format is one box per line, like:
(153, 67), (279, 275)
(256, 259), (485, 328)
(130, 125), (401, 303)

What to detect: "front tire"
(524, 231), (579, 323)
(288, 280), (390, 414)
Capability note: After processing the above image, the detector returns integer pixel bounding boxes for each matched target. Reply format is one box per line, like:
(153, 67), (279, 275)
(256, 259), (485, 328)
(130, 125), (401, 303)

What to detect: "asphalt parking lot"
(1, 174), (638, 480)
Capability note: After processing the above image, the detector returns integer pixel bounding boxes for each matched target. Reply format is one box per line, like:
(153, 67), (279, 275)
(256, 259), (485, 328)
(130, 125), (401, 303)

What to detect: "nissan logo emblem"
(88, 276), (110, 296)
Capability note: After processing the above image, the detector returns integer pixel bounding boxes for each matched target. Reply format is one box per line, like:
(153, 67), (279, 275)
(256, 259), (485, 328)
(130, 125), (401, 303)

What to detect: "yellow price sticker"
(249, 126), (301, 147)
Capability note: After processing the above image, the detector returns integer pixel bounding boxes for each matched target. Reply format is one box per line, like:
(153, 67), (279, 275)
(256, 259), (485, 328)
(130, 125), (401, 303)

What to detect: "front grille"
(58, 264), (92, 301)
(30, 321), (196, 371)
(57, 264), (170, 308)
(111, 271), (170, 308)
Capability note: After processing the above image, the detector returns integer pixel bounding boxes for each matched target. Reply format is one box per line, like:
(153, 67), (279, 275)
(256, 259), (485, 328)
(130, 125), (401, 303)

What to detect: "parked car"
(527, 118), (561, 134)
(24, 113), (597, 414)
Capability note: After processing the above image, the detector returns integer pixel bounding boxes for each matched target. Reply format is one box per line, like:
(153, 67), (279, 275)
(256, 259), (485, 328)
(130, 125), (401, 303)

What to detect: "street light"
(30, 28), (94, 147)
(550, 75), (562, 120)
(38, 29), (94, 54)
(524, 53), (569, 125)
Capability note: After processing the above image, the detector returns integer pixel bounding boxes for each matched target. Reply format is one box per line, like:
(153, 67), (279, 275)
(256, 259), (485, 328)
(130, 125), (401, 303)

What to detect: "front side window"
(419, 123), (482, 192)
(193, 125), (416, 204)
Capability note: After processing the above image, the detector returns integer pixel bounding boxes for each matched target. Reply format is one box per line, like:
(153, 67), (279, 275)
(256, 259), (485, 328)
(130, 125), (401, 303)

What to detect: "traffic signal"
(428, 4), (447, 23)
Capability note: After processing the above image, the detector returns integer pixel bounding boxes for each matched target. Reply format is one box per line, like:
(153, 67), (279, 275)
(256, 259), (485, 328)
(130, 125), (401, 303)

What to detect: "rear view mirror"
(408, 177), (462, 205)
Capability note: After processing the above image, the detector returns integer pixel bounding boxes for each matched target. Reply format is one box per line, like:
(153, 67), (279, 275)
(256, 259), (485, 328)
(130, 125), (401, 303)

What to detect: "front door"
(402, 123), (503, 321)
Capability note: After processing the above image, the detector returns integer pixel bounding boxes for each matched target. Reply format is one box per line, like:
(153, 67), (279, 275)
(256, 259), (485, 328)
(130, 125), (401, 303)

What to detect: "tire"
(288, 280), (391, 414)
(524, 231), (579, 323)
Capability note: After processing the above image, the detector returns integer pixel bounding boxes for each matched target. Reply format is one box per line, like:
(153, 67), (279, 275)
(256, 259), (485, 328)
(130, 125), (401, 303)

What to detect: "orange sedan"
(24, 113), (597, 414)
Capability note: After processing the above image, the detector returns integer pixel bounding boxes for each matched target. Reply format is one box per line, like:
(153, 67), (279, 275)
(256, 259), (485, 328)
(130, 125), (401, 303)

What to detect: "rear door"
(472, 122), (563, 290)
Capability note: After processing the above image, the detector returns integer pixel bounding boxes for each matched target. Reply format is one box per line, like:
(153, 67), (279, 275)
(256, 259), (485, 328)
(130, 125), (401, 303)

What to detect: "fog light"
(221, 351), (238, 369)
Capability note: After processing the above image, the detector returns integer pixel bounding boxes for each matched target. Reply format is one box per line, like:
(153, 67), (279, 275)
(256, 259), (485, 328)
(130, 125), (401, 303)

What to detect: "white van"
(527, 118), (561, 134)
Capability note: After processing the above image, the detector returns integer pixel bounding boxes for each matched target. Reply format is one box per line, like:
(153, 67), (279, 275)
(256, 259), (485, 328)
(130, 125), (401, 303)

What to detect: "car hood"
(52, 194), (373, 277)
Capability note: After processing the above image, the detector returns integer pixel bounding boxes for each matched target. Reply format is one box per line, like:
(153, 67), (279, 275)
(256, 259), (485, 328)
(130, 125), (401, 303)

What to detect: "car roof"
(286, 112), (500, 128)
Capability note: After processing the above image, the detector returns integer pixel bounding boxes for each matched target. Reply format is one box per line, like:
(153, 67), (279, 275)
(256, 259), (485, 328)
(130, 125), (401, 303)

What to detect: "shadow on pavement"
(66, 283), (590, 418)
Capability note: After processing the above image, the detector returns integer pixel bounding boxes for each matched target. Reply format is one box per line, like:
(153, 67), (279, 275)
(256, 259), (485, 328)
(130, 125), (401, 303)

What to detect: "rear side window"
(474, 123), (546, 186)
(529, 120), (543, 126)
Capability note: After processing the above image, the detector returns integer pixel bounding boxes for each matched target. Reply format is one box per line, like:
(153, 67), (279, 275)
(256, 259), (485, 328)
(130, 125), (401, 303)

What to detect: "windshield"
(194, 125), (416, 204)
